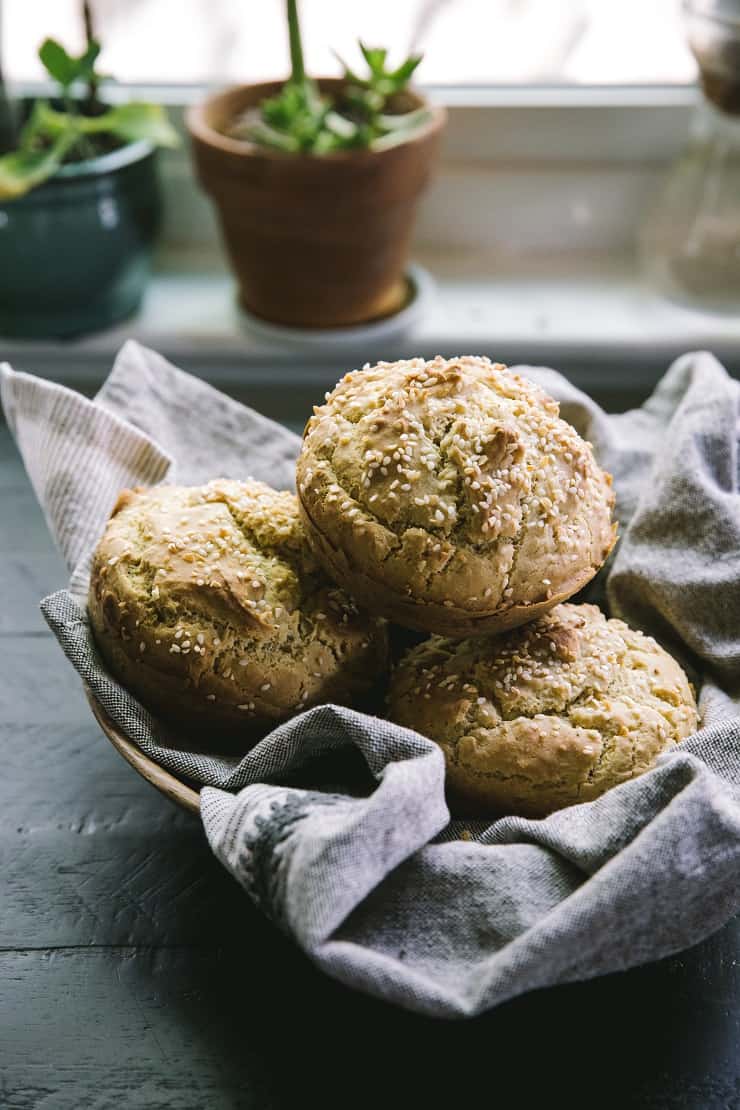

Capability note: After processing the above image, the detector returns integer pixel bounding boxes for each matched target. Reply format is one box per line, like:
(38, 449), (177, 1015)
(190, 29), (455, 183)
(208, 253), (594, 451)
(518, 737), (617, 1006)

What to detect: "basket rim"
(86, 689), (201, 814)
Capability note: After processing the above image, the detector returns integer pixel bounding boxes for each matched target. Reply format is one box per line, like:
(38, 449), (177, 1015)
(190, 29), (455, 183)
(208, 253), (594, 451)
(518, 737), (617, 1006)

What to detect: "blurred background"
(2, 0), (739, 401)
(4, 0), (696, 87)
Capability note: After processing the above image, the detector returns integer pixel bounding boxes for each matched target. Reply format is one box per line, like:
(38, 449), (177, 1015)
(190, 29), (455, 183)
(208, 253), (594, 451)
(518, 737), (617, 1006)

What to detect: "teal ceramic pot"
(0, 139), (162, 338)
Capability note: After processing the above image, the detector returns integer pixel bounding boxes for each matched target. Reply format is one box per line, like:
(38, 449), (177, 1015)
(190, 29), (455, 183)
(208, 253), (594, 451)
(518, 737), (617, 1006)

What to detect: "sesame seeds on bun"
(297, 356), (616, 637)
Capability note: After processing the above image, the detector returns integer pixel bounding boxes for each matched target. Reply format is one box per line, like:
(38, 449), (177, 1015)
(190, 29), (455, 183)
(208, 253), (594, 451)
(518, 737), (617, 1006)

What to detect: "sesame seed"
(260, 683), (271, 692)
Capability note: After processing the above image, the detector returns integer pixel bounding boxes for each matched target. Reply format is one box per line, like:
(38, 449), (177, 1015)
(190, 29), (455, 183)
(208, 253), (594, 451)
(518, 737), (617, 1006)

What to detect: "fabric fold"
(2, 341), (738, 1018)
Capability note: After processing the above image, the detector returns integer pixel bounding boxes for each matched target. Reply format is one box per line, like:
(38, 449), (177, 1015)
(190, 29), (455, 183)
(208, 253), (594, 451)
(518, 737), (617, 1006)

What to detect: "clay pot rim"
(186, 78), (447, 162)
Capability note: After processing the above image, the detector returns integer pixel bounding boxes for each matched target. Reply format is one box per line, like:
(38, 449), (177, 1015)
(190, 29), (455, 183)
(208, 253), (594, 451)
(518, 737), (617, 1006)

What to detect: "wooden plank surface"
(1, 424), (738, 1110)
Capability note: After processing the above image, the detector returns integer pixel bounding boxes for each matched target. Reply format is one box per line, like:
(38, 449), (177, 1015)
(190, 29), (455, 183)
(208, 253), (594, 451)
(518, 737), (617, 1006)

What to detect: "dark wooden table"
(2, 422), (738, 1110)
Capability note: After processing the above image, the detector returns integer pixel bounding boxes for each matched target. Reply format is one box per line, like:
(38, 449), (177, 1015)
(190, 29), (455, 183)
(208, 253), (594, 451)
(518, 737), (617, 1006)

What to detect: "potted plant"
(187, 1), (446, 328)
(0, 3), (178, 339)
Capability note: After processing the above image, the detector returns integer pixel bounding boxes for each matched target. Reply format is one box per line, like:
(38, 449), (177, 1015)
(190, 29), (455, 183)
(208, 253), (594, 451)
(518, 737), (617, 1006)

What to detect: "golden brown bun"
(88, 479), (388, 745)
(297, 356), (616, 638)
(387, 603), (698, 817)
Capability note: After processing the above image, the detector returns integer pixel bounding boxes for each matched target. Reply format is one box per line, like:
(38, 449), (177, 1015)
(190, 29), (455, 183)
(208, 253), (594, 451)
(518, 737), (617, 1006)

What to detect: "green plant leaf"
(78, 38), (102, 80)
(373, 107), (431, 150)
(388, 54), (423, 87)
(0, 130), (75, 200)
(359, 43), (387, 76)
(18, 100), (51, 145)
(371, 127), (419, 152)
(377, 106), (430, 132)
(245, 119), (301, 152)
(255, 79), (329, 152)
(88, 103), (180, 148)
(341, 43), (423, 101)
(19, 100), (179, 152)
(19, 100), (80, 145)
(324, 110), (357, 139)
(343, 84), (384, 115)
(38, 36), (102, 94)
(332, 50), (363, 86)
(245, 33), (425, 155)
(38, 39), (79, 89)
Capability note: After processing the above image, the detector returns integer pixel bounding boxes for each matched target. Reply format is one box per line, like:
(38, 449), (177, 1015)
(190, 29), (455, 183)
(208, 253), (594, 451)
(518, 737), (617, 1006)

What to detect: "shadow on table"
(134, 840), (739, 1110)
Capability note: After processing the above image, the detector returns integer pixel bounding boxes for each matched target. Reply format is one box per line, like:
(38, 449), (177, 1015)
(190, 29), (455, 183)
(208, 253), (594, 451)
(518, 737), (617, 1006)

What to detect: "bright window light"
(2, 0), (696, 87)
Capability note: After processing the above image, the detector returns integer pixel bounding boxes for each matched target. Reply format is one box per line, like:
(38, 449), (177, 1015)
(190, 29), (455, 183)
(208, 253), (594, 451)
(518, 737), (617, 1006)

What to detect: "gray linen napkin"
(2, 340), (738, 1019)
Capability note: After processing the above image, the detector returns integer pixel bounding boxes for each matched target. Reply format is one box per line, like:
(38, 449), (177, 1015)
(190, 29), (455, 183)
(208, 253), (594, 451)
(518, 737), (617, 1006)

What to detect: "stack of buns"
(90, 356), (697, 815)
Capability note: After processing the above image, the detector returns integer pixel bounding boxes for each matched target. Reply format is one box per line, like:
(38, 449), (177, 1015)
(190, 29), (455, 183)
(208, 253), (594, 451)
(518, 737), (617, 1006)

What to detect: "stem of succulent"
(61, 91), (93, 160)
(82, 0), (100, 111)
(286, 0), (306, 86)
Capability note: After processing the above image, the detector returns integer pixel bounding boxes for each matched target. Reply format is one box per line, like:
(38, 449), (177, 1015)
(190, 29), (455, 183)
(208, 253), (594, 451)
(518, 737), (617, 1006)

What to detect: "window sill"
(3, 250), (738, 402)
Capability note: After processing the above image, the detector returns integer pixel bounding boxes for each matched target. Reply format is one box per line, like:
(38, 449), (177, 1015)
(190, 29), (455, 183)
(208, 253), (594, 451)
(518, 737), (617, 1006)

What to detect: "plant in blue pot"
(0, 3), (178, 339)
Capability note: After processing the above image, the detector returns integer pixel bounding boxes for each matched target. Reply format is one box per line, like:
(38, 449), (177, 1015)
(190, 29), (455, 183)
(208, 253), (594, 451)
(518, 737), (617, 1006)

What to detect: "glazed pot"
(187, 80), (446, 328)
(0, 137), (162, 339)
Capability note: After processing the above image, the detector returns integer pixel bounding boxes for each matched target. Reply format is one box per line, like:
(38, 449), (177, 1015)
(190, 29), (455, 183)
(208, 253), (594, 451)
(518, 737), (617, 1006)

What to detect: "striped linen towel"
(2, 340), (738, 1018)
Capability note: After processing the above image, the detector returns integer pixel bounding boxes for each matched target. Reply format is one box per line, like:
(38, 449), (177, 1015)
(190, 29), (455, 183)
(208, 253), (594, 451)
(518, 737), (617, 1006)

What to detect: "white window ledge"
(3, 250), (738, 404)
(3, 85), (736, 411)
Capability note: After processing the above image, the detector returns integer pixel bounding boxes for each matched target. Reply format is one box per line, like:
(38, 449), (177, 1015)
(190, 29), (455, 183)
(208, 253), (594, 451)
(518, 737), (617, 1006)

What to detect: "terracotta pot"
(186, 80), (446, 327)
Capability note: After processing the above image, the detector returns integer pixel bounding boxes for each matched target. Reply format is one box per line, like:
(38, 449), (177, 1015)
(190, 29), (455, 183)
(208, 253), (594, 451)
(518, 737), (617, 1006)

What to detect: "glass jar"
(640, 0), (740, 313)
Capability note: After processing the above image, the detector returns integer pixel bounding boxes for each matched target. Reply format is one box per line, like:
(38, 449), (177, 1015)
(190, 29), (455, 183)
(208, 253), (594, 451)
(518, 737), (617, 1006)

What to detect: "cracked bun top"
(297, 356), (617, 638)
(387, 603), (698, 817)
(88, 479), (388, 744)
